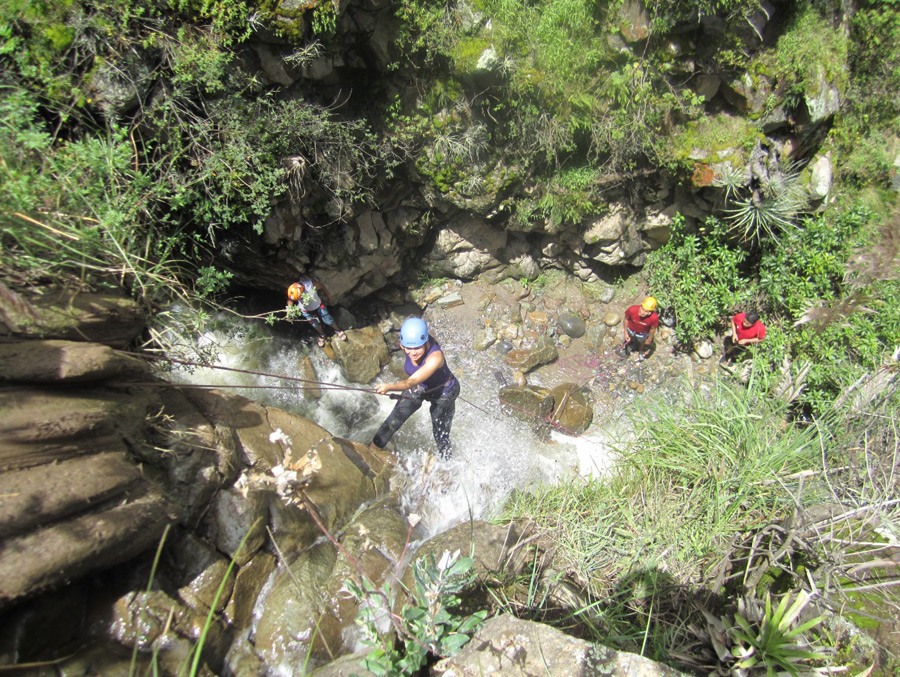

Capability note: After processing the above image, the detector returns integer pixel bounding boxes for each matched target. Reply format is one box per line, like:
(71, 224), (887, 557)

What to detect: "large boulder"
(330, 326), (391, 383)
(0, 489), (171, 605)
(0, 386), (155, 471)
(404, 520), (531, 586)
(0, 290), (145, 348)
(253, 542), (341, 668)
(498, 385), (554, 424)
(434, 614), (691, 676)
(425, 212), (507, 279)
(548, 383), (593, 435)
(0, 340), (148, 383)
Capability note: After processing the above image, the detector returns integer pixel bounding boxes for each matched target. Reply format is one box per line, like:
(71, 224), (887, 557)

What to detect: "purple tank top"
(404, 338), (456, 395)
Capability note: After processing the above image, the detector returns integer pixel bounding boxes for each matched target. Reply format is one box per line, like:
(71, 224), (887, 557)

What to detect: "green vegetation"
(645, 214), (750, 343)
(345, 550), (487, 675)
(1, 0), (385, 307)
(498, 380), (898, 674)
(647, 206), (899, 413)
(759, 4), (849, 103)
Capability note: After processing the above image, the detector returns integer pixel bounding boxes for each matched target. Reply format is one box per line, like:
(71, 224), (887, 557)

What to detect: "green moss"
(424, 79), (463, 113)
(42, 23), (74, 50)
(450, 36), (491, 73)
(663, 114), (762, 173)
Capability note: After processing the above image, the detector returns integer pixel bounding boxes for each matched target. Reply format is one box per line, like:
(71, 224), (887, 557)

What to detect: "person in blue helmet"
(371, 317), (460, 459)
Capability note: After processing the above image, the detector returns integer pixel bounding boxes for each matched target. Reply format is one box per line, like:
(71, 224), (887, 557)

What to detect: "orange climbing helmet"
(641, 296), (658, 312)
(287, 282), (303, 301)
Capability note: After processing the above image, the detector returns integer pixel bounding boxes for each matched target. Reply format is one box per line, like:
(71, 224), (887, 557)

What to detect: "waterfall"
(166, 308), (620, 536)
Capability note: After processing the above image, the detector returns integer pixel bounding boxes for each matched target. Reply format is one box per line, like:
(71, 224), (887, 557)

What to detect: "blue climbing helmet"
(399, 317), (429, 348)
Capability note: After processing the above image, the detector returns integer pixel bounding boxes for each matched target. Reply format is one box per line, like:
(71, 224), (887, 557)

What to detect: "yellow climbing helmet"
(641, 296), (658, 312)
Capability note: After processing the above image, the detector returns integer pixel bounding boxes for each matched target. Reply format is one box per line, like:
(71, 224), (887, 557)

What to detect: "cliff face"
(206, 0), (846, 301)
(7, 0), (873, 311)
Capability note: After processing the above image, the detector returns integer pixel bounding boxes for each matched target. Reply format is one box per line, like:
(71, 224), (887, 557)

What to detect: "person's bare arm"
(374, 352), (444, 395)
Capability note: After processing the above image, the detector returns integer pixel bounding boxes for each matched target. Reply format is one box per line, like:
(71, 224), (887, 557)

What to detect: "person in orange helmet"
(286, 275), (347, 347)
(619, 296), (659, 362)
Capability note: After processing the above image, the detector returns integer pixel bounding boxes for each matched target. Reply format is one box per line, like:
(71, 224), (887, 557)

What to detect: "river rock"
(297, 353), (322, 399)
(403, 521), (530, 590)
(693, 341), (715, 359)
(473, 327), (497, 351)
(503, 335), (558, 373)
(225, 552), (276, 630)
(435, 291), (464, 309)
(109, 589), (229, 672)
(548, 384), (593, 435)
(331, 326), (390, 383)
(558, 312), (586, 338)
(323, 504), (415, 637)
(434, 614), (691, 676)
(495, 339), (514, 355)
(477, 292), (495, 310)
(527, 310), (549, 325)
(513, 370), (527, 387)
(204, 486), (267, 566)
(253, 542), (341, 669)
(223, 637), (268, 677)
(311, 652), (380, 676)
(603, 310), (620, 327)
(499, 323), (520, 341)
(617, 0), (650, 42)
(499, 385), (554, 423)
(586, 323), (609, 350)
(170, 533), (235, 614)
(809, 152), (833, 200)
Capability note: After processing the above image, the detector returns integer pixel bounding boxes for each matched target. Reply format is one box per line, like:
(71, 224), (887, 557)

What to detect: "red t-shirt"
(733, 313), (766, 342)
(625, 305), (659, 335)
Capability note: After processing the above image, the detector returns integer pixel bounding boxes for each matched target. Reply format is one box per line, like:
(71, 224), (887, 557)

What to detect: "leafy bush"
(645, 214), (752, 343)
(1, 0), (387, 305)
(345, 550), (487, 675)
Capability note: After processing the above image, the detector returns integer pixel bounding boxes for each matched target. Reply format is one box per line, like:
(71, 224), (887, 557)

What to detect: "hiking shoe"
(317, 336), (326, 347)
(336, 330), (348, 341)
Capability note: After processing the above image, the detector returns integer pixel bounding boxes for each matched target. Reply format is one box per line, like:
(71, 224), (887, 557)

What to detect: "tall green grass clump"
(498, 379), (825, 659)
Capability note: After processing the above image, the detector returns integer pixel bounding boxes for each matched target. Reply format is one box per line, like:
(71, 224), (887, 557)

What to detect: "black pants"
(373, 380), (460, 459)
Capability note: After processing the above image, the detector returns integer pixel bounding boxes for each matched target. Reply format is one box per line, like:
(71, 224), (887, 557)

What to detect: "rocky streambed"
(0, 280), (733, 675)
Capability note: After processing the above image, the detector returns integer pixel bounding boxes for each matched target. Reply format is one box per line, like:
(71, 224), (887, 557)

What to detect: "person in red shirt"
(721, 311), (766, 364)
(619, 296), (659, 361)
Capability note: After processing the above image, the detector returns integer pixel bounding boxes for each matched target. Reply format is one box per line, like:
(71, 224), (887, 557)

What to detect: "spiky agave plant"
(713, 164), (749, 202)
(726, 167), (807, 244)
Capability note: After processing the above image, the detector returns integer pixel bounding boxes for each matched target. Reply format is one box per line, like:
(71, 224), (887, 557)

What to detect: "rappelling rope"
(120, 350), (613, 446)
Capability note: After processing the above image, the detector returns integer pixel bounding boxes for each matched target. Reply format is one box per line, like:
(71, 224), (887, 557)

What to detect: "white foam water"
(166, 309), (617, 536)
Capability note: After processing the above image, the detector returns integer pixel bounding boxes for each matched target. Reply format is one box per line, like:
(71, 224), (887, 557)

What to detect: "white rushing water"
(166, 307), (623, 537)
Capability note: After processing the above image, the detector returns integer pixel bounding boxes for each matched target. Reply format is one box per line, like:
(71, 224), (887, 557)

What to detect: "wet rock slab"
(434, 614), (692, 676)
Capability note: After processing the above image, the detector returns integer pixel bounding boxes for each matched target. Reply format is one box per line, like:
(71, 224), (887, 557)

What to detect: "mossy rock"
(451, 37), (492, 74)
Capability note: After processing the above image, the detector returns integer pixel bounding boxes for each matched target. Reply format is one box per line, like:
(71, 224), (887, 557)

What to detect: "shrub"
(645, 214), (752, 344)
